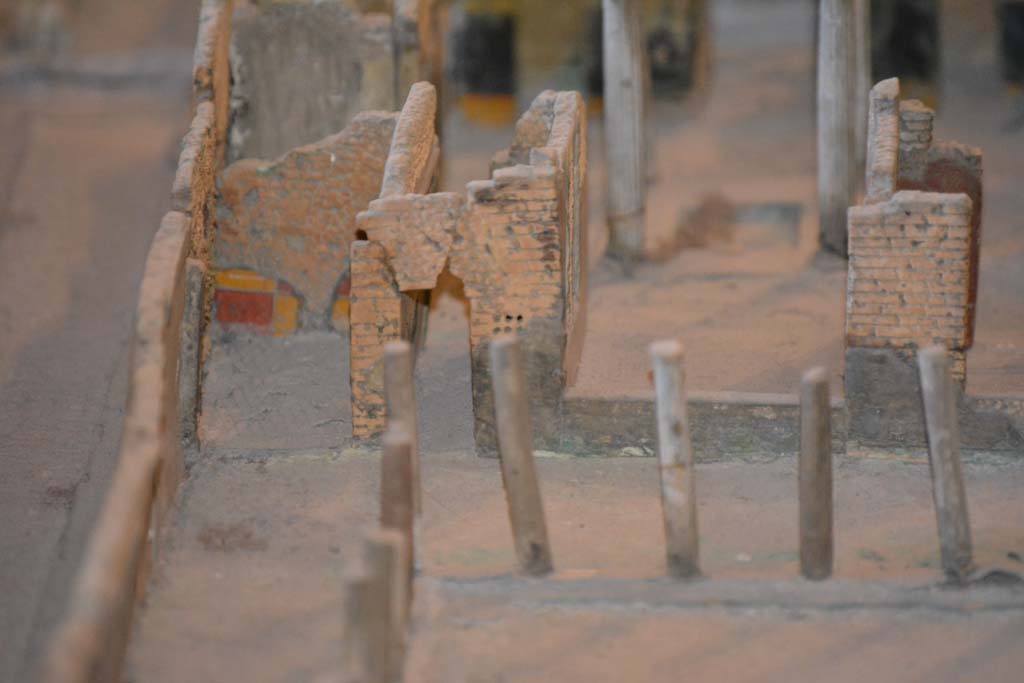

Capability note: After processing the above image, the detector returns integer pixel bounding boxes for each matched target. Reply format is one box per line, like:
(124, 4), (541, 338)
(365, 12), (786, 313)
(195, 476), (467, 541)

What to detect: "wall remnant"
(213, 0), (443, 334)
(350, 84), (587, 454)
(843, 78), (1018, 452)
(215, 112), (398, 330)
(850, 78), (982, 378)
(847, 191), (973, 380)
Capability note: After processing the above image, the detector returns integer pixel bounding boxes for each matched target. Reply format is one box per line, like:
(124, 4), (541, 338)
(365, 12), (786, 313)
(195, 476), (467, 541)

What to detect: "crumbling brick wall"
(350, 85), (587, 453)
(862, 77), (983, 342)
(349, 241), (405, 434)
(846, 77), (985, 450)
(847, 191), (973, 380)
(349, 82), (443, 438)
(214, 112), (397, 332)
(849, 77), (983, 382)
(211, 0), (444, 335)
(460, 163), (568, 451)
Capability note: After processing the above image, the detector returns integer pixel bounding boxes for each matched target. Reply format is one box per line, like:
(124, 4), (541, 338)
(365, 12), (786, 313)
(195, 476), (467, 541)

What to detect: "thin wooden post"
(799, 367), (833, 580)
(341, 564), (392, 683)
(917, 346), (973, 584)
(383, 340), (421, 516)
(817, 0), (856, 255)
(853, 0), (872, 197)
(363, 529), (409, 678)
(603, 0), (647, 259)
(380, 429), (415, 597)
(649, 340), (700, 579)
(490, 334), (553, 576)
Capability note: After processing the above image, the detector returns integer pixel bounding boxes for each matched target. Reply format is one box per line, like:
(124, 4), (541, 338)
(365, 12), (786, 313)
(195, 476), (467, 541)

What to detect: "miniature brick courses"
(350, 84), (588, 452)
(843, 78), (1002, 452)
(460, 163), (568, 451)
(847, 191), (972, 379)
(897, 99), (934, 183)
(848, 78), (982, 383)
(350, 241), (405, 437)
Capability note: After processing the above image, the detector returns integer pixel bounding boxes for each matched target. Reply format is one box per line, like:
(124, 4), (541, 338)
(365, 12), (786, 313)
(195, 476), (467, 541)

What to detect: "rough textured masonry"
(216, 113), (398, 329)
(213, 0), (440, 333)
(844, 78), (1021, 452)
(228, 0), (431, 163)
(847, 191), (974, 378)
(849, 78), (982, 380)
(350, 84), (587, 454)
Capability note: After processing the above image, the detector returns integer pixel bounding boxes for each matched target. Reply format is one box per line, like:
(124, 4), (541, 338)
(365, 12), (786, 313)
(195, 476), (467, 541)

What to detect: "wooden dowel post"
(917, 346), (973, 584)
(602, 0), (647, 259)
(817, 0), (856, 255)
(363, 529), (409, 678)
(853, 0), (872, 195)
(489, 334), (553, 576)
(342, 563), (393, 683)
(799, 367), (833, 580)
(380, 429), (415, 600)
(383, 340), (421, 516)
(649, 340), (700, 579)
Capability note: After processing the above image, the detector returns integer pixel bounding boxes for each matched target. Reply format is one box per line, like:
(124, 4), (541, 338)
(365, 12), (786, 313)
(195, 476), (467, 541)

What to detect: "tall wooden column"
(799, 367), (833, 580)
(603, 0), (647, 259)
(853, 0), (872, 197)
(817, 0), (856, 256)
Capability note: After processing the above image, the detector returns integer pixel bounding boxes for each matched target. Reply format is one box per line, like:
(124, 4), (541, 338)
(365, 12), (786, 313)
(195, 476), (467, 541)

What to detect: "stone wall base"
(845, 346), (1023, 452)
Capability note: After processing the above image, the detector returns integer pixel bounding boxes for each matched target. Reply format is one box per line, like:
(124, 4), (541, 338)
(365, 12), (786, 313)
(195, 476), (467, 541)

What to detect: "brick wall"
(458, 165), (563, 321)
(350, 85), (587, 449)
(850, 78), (983, 382)
(847, 191), (973, 380)
(459, 164), (567, 450)
(349, 241), (404, 437)
(898, 99), (934, 184)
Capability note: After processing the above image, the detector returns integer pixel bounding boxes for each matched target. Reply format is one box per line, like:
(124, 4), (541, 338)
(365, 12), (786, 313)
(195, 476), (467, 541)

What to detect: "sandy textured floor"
(0, 1), (198, 679)
(408, 583), (1024, 683)
(127, 319), (1024, 681)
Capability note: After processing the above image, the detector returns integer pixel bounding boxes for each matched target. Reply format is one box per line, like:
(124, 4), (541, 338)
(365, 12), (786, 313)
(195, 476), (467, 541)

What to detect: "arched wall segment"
(350, 85), (588, 453)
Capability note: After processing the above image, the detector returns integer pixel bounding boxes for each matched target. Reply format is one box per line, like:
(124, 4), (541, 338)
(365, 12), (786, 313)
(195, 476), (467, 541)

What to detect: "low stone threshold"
(419, 574), (1024, 615)
(530, 389), (1022, 460)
